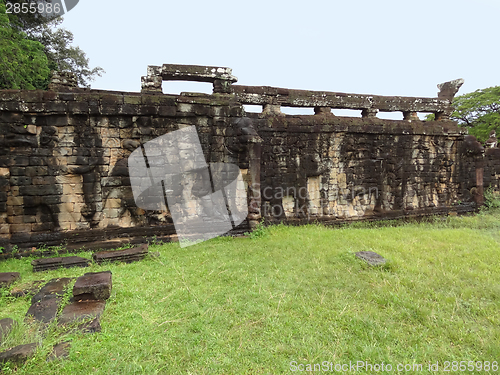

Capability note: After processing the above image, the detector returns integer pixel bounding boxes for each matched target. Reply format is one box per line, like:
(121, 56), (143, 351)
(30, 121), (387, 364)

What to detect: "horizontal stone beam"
(142, 64), (238, 94)
(232, 85), (456, 115)
(160, 64), (237, 83)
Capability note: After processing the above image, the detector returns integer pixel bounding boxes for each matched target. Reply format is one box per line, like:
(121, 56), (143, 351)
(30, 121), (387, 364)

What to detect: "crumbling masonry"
(0, 65), (497, 251)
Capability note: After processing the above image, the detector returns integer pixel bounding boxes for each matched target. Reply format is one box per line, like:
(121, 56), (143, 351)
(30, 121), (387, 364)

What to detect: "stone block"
(159, 105), (177, 117)
(58, 300), (106, 333)
(10, 223), (32, 233)
(355, 251), (387, 266)
(73, 271), (112, 301)
(32, 257), (91, 272)
(25, 295), (61, 323)
(20, 185), (61, 196)
(31, 277), (73, 303)
(0, 272), (20, 288)
(93, 244), (148, 264)
(47, 341), (71, 361)
(0, 343), (37, 364)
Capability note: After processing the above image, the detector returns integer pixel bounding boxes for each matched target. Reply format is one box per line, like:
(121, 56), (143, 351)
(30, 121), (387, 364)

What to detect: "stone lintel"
(232, 85), (455, 115)
(160, 64), (238, 83)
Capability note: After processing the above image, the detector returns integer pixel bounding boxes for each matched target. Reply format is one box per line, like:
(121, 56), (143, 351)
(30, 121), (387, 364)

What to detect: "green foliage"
(452, 86), (500, 142)
(249, 220), (268, 239)
(0, 0), (50, 89)
(426, 86), (500, 143)
(23, 17), (104, 88)
(425, 113), (435, 121)
(1, 0), (103, 89)
(483, 186), (500, 210)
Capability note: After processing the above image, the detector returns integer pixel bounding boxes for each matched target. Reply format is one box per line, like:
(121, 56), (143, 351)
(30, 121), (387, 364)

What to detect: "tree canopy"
(451, 86), (500, 142)
(1, 0), (103, 90)
(426, 86), (500, 143)
(0, 0), (50, 89)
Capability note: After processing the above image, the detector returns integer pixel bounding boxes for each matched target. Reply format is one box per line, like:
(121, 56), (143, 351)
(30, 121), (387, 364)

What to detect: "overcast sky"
(60, 0), (499, 114)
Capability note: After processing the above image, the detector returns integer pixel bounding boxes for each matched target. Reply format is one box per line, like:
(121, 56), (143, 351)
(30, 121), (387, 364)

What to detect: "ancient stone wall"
(0, 65), (496, 251)
(0, 85), (247, 250)
(254, 115), (469, 222)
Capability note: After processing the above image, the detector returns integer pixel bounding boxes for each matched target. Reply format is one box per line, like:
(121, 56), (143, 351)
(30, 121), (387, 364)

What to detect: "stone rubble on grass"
(11, 280), (45, 298)
(31, 256), (91, 272)
(25, 296), (61, 324)
(25, 278), (73, 324)
(0, 343), (38, 364)
(58, 300), (106, 333)
(31, 278), (73, 304)
(47, 341), (71, 362)
(355, 251), (387, 266)
(73, 271), (112, 301)
(1, 270), (113, 365)
(93, 244), (148, 264)
(0, 318), (15, 344)
(59, 271), (112, 333)
(0, 272), (20, 288)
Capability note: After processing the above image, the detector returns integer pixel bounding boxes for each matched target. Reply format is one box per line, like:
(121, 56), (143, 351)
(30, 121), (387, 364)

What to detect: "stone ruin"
(0, 64), (498, 251)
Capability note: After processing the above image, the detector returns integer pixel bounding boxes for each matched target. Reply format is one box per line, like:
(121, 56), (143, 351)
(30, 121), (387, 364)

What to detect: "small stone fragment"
(47, 341), (71, 361)
(0, 343), (37, 364)
(355, 251), (387, 266)
(0, 318), (15, 344)
(0, 272), (20, 288)
(11, 280), (44, 298)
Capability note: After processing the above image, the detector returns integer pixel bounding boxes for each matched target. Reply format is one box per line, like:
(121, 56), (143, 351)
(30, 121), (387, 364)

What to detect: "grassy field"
(1, 211), (499, 374)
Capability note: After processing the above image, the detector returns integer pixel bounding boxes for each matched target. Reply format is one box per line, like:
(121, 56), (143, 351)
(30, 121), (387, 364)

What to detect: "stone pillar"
(48, 71), (78, 91)
(314, 107), (333, 115)
(475, 158), (484, 206)
(247, 141), (262, 229)
(213, 79), (233, 94)
(141, 66), (162, 93)
(403, 111), (419, 121)
(262, 104), (282, 116)
(361, 108), (378, 118)
(434, 112), (449, 121)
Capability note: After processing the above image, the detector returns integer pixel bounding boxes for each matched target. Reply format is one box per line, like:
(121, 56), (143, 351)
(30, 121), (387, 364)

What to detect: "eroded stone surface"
(58, 300), (106, 333)
(0, 343), (37, 364)
(0, 272), (20, 288)
(47, 341), (71, 361)
(11, 280), (44, 298)
(25, 296), (61, 323)
(32, 256), (91, 272)
(31, 278), (72, 304)
(73, 271), (112, 301)
(93, 244), (148, 264)
(355, 251), (387, 266)
(0, 318), (15, 344)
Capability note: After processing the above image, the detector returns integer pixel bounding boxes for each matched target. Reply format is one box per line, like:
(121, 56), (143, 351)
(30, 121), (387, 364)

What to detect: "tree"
(426, 86), (500, 143)
(21, 16), (104, 88)
(451, 86), (500, 142)
(2, 0), (104, 89)
(0, 0), (50, 89)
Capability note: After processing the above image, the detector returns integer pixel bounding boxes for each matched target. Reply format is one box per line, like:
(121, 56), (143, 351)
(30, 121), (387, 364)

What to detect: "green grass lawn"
(1, 211), (499, 374)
